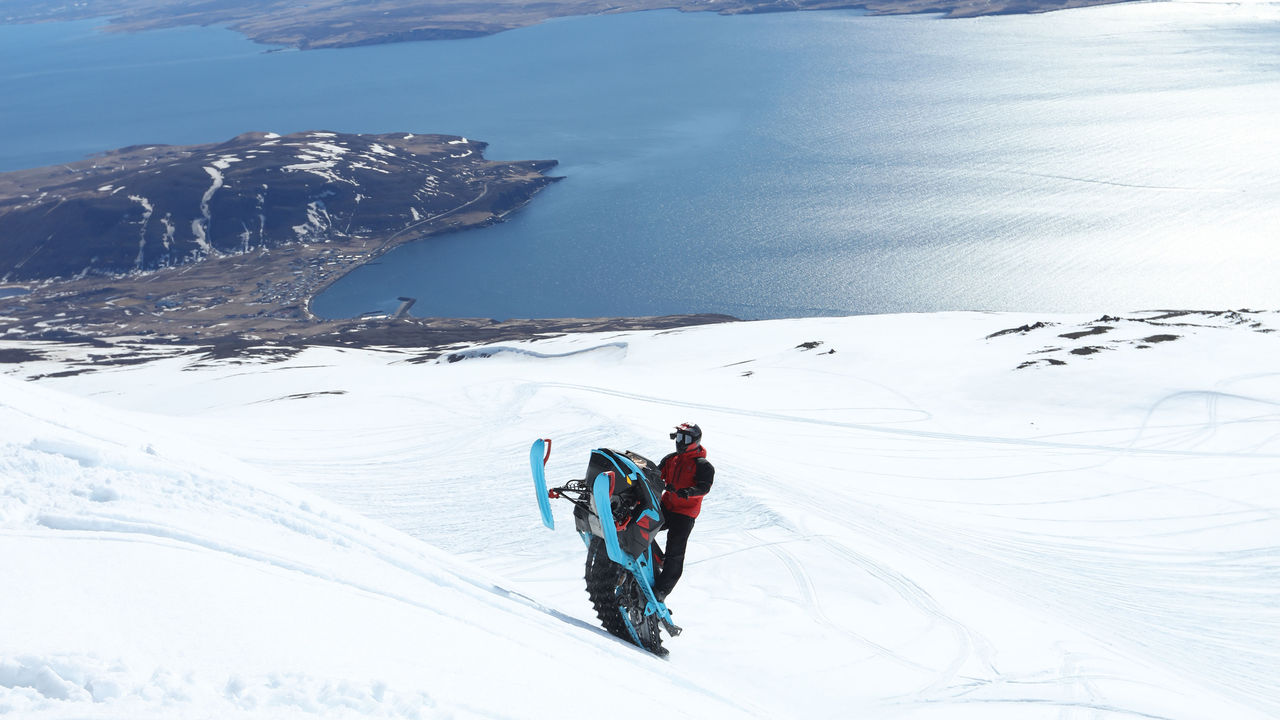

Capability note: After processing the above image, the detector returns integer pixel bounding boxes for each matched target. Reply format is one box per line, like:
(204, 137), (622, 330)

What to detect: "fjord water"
(2, 4), (1278, 319)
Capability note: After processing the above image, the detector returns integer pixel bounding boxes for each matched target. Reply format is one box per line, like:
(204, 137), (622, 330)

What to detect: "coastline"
(1, 0), (1145, 51)
(0, 131), (577, 348)
(297, 169), (558, 324)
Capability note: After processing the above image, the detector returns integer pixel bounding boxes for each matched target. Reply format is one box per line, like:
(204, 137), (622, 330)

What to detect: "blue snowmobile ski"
(529, 438), (681, 656)
(530, 438), (555, 530)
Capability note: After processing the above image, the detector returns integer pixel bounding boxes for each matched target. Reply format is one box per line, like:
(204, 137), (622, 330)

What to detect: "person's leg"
(653, 512), (696, 597)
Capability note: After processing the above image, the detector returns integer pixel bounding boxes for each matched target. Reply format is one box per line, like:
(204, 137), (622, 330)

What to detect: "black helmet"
(669, 422), (702, 451)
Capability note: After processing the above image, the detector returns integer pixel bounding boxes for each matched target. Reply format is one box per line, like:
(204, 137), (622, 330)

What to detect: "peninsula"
(2, 0), (1139, 50)
(0, 131), (733, 354)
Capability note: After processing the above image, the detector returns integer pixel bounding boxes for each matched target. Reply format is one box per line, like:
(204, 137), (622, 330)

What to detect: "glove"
(676, 487), (694, 499)
(664, 484), (676, 494)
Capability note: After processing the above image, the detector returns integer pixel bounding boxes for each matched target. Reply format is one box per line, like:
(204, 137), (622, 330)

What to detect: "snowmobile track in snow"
(535, 382), (1280, 458)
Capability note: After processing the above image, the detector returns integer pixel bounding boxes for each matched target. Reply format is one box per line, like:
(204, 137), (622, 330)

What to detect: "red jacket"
(660, 445), (714, 519)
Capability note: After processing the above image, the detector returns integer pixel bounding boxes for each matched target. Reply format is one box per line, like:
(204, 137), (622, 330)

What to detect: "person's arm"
(660, 453), (677, 491)
(678, 459), (715, 498)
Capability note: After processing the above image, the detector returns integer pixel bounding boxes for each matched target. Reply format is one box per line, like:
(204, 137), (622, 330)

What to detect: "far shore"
(1, 0), (1142, 51)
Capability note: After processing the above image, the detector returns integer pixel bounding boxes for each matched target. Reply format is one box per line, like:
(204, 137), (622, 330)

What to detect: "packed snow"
(192, 166), (225, 253)
(281, 139), (362, 186)
(128, 195), (155, 269)
(211, 155), (244, 171)
(2, 311), (1278, 719)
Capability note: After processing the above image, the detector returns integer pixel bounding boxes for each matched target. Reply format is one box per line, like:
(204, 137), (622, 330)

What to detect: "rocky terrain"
(985, 310), (1278, 370)
(0, 0), (1139, 50)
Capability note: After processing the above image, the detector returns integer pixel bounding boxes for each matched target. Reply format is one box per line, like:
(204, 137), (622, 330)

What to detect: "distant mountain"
(0, 131), (559, 283)
(0, 0), (1141, 50)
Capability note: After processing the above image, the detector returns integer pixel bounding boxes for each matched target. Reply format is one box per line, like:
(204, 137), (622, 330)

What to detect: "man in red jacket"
(654, 422), (715, 601)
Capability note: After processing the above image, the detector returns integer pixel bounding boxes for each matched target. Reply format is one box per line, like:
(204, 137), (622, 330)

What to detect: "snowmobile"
(529, 438), (681, 656)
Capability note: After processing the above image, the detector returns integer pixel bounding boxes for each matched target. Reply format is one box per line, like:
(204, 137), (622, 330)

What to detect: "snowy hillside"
(3, 310), (1279, 719)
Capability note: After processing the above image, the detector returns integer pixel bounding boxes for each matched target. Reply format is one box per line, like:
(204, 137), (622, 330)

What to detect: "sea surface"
(2, 3), (1278, 319)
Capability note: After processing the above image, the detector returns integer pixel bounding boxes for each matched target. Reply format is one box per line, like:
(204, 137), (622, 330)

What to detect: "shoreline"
(298, 178), (556, 324)
(0, 0), (1145, 51)
(0, 131), (569, 347)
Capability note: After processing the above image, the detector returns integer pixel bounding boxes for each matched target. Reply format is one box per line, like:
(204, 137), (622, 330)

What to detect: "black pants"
(654, 512), (696, 597)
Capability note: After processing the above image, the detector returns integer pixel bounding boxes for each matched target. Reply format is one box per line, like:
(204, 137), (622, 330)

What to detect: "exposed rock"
(986, 321), (1054, 339)
(991, 311), (1279, 369)
(1058, 326), (1112, 340)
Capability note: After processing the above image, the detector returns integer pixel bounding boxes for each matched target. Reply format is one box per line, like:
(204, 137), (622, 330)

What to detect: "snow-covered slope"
(3, 310), (1279, 719)
(0, 369), (752, 718)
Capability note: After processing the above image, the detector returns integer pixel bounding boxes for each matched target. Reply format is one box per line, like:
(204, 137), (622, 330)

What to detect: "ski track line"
(531, 382), (1280, 459)
(1130, 390), (1280, 451)
(806, 531), (995, 701)
(444, 342), (628, 362)
(24, 513), (630, 666)
(752, 481), (1256, 717)
(796, 490), (1280, 717)
(940, 667), (1108, 715)
(739, 486), (994, 700)
(231, 489), (658, 654)
(741, 529), (937, 675)
(906, 696), (1179, 720)
(19, 516), (760, 715)
(7, 411), (587, 641)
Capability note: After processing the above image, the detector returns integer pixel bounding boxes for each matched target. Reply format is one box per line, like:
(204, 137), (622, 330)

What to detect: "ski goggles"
(670, 431), (696, 445)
